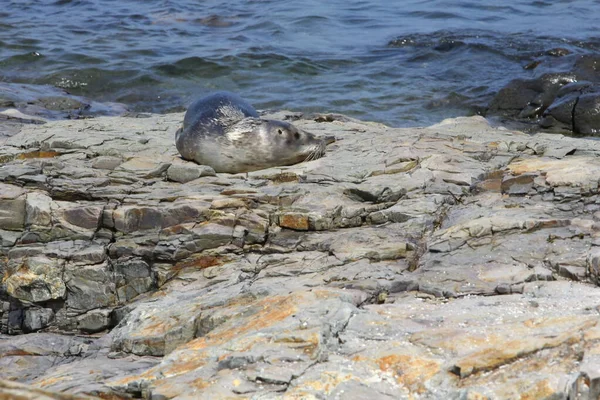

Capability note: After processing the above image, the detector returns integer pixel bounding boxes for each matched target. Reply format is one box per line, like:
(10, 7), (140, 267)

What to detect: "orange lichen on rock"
(508, 158), (562, 175)
(190, 377), (211, 390)
(16, 150), (61, 159)
(189, 294), (301, 349)
(411, 328), (499, 353)
(174, 254), (226, 271)
(115, 294), (303, 387)
(133, 317), (177, 338)
(274, 330), (321, 358)
(451, 317), (597, 378)
(296, 372), (356, 395)
(278, 213), (310, 230)
(33, 375), (73, 389)
(519, 379), (555, 400)
(377, 354), (440, 393)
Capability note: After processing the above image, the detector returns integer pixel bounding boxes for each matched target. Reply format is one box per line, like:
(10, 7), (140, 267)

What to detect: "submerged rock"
(2, 110), (600, 398)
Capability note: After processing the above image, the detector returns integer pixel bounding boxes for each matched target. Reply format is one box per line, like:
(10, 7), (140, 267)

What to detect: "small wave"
(406, 11), (467, 20)
(387, 30), (581, 63)
(53, 0), (82, 5)
(154, 57), (231, 77)
(58, 53), (105, 65)
(290, 15), (332, 25)
(1, 52), (45, 66)
(458, 3), (520, 14)
(39, 68), (141, 93)
(194, 15), (237, 28)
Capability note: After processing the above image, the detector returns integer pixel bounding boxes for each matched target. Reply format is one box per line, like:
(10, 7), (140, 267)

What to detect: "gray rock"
(114, 258), (155, 302)
(37, 96), (87, 112)
(64, 261), (117, 312)
(77, 309), (112, 333)
(0, 229), (21, 247)
(166, 163), (216, 183)
(91, 156), (122, 170)
(25, 191), (53, 229)
(59, 203), (104, 231)
(23, 307), (54, 332)
(0, 184), (26, 231)
(501, 173), (535, 195)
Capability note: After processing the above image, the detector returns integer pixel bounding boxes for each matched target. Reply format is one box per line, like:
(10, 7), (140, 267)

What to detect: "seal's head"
(220, 118), (327, 173)
(261, 119), (326, 164)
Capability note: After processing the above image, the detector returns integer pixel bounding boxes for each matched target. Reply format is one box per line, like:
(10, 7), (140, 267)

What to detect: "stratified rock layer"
(2, 111), (600, 399)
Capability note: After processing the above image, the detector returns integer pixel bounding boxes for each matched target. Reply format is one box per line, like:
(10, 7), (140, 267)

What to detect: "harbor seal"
(175, 91), (329, 173)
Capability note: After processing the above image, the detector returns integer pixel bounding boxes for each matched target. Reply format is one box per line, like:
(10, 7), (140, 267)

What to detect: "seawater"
(1, 0), (599, 126)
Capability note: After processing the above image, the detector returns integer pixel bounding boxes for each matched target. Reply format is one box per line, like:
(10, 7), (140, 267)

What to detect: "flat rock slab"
(2, 112), (600, 398)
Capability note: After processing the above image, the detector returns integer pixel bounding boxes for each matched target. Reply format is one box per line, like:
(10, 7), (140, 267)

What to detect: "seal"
(175, 91), (329, 173)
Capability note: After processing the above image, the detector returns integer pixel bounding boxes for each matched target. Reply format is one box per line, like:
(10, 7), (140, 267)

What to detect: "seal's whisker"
(304, 142), (326, 162)
(305, 146), (318, 162)
(303, 150), (313, 162)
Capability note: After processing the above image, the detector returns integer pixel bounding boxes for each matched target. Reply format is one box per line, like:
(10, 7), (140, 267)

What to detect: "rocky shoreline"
(2, 109), (600, 398)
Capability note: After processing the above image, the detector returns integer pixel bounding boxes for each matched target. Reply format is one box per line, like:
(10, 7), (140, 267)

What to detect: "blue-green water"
(1, 0), (599, 126)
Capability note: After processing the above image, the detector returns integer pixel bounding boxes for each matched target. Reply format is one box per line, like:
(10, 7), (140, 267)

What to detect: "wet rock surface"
(487, 54), (600, 136)
(0, 82), (128, 146)
(2, 111), (600, 398)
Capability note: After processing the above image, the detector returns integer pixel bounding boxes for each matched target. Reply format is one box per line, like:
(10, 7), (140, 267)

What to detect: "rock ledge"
(2, 112), (600, 399)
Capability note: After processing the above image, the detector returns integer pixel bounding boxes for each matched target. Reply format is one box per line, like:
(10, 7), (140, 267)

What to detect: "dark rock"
(574, 91), (600, 136)
(218, 354), (258, 370)
(7, 308), (23, 334)
(540, 82), (600, 135)
(488, 73), (577, 119)
(489, 54), (600, 136)
(574, 54), (600, 82)
(114, 258), (155, 302)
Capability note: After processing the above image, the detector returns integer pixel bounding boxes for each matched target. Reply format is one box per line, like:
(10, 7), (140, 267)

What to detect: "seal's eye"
(294, 132), (300, 140)
(278, 129), (283, 135)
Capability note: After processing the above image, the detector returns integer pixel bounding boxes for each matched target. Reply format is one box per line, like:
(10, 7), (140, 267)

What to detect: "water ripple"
(0, 0), (598, 126)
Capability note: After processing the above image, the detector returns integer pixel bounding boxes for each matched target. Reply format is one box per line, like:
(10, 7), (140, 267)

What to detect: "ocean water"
(1, 0), (599, 126)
